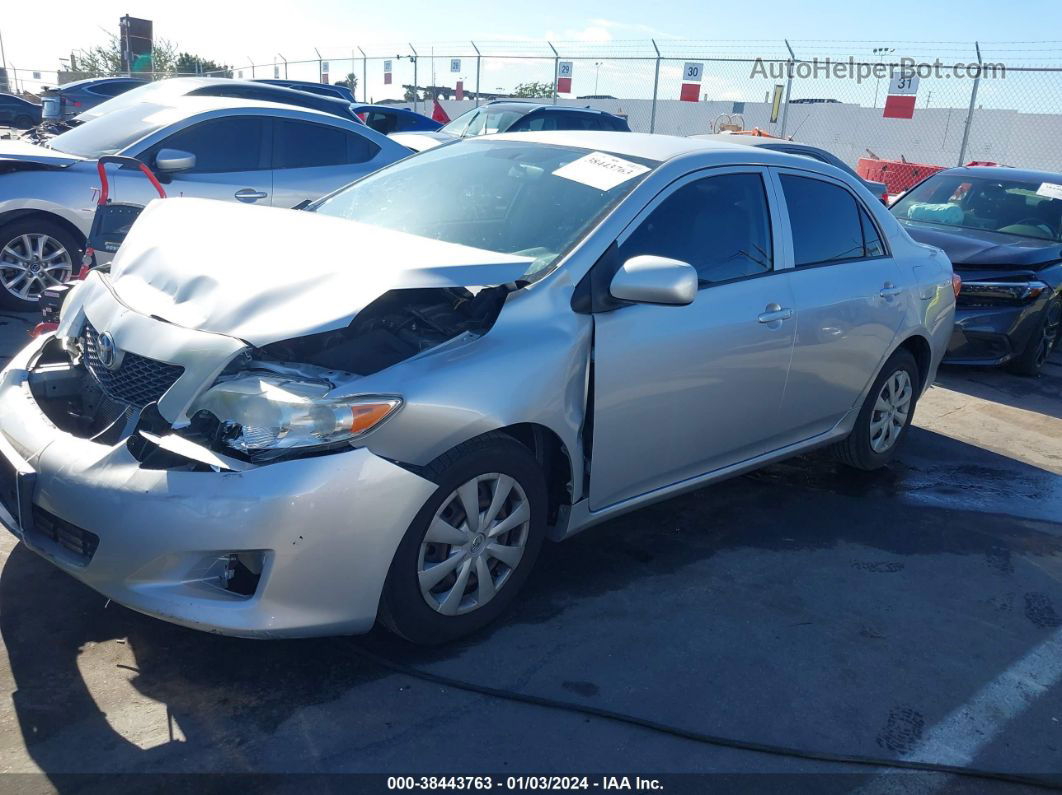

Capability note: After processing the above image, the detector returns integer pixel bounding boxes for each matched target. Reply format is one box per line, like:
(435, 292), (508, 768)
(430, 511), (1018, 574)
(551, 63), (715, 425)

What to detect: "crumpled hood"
(107, 198), (532, 346)
(0, 138), (86, 168)
(899, 220), (1062, 269)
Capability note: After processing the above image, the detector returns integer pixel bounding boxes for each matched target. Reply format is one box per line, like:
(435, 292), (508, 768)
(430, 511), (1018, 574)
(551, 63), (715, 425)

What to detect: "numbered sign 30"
(450, 58), (461, 73)
(681, 61), (704, 102)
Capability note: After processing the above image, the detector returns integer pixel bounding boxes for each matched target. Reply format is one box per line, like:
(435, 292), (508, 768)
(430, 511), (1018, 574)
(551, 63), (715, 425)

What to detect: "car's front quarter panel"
(349, 278), (591, 502)
(0, 164), (98, 239)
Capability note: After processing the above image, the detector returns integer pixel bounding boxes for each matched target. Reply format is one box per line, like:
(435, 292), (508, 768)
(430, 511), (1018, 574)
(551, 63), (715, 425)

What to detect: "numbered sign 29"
(680, 61), (703, 102)
(384, 59), (393, 85)
(556, 61), (573, 94)
(450, 58), (461, 74)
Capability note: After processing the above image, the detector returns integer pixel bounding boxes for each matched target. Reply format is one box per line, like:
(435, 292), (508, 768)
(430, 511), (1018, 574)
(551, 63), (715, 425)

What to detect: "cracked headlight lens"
(190, 374), (401, 453)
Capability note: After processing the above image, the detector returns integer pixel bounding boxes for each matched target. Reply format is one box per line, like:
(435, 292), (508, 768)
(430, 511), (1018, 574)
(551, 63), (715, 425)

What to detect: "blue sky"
(4, 0), (1062, 104)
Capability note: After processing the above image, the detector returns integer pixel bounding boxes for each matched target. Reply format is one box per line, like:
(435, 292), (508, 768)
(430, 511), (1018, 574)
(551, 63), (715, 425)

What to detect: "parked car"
(0, 93), (42, 129)
(891, 166), (1062, 375)
(693, 133), (890, 203)
(351, 104), (441, 134)
(255, 79), (355, 102)
(74, 78), (364, 125)
(391, 101), (631, 152)
(0, 96), (408, 308)
(0, 132), (954, 643)
(41, 77), (146, 121)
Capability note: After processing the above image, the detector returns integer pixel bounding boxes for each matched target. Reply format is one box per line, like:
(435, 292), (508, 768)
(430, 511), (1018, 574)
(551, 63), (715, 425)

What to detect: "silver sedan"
(0, 96), (410, 309)
(0, 132), (955, 643)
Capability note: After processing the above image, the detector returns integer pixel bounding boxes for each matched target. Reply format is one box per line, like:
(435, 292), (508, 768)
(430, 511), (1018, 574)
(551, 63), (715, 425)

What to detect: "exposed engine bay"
(256, 284), (517, 375)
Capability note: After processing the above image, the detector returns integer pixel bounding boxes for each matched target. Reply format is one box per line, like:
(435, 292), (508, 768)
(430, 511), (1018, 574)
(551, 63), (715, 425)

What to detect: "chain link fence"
(8, 39), (1062, 172)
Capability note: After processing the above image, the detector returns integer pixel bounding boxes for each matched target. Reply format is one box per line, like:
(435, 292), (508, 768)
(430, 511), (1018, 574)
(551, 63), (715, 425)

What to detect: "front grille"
(81, 322), (184, 409)
(30, 506), (100, 565)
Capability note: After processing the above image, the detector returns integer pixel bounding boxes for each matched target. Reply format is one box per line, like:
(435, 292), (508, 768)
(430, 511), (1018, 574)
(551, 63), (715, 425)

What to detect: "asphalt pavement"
(0, 309), (1059, 793)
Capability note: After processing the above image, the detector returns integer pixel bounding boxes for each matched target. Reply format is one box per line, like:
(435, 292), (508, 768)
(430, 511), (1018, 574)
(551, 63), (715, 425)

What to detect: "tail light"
(881, 191), (890, 205)
(951, 273), (962, 298)
(30, 322), (59, 338)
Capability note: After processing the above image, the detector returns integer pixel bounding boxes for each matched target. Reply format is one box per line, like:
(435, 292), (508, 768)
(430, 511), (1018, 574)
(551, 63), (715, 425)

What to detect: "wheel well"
(897, 334), (932, 389)
(496, 423), (574, 525)
(0, 210), (86, 252)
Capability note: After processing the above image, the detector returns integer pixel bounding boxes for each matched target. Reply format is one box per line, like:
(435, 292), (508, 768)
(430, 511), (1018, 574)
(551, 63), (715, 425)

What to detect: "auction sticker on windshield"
(553, 152), (650, 191)
(1036, 182), (1062, 200)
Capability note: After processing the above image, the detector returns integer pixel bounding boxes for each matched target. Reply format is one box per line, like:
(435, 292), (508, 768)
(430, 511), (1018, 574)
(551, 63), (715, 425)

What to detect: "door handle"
(234, 189), (267, 202)
(879, 282), (903, 298)
(757, 303), (793, 324)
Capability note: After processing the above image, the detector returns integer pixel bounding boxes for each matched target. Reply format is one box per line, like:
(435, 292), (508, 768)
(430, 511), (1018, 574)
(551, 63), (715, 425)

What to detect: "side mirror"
(609, 255), (698, 306)
(154, 148), (196, 173)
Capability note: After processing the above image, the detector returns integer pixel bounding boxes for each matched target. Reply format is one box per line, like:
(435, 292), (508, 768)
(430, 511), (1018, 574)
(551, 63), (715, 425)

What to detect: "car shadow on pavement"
(2, 427), (1062, 784)
(933, 349), (1062, 422)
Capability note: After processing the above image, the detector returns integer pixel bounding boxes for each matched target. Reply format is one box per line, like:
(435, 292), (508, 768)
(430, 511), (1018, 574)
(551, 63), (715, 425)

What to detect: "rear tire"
(830, 348), (920, 471)
(379, 433), (548, 645)
(13, 115), (35, 130)
(1007, 299), (1061, 377)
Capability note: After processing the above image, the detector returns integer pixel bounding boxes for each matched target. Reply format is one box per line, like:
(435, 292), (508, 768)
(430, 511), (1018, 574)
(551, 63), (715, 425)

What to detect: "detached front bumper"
(0, 336), (436, 638)
(944, 299), (1046, 366)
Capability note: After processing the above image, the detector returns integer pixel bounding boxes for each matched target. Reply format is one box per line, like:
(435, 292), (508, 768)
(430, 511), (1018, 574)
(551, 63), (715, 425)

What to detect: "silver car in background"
(0, 133), (954, 644)
(0, 97), (409, 308)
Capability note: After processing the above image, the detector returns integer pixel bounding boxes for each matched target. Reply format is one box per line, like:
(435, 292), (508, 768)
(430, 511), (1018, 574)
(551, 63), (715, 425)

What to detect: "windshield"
(312, 139), (657, 278)
(891, 173), (1062, 242)
(50, 102), (182, 158)
(440, 107), (524, 137)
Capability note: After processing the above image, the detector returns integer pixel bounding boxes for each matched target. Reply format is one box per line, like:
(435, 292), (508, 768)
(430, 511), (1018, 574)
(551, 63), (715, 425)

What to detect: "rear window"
(273, 120), (379, 167)
(781, 174), (883, 265)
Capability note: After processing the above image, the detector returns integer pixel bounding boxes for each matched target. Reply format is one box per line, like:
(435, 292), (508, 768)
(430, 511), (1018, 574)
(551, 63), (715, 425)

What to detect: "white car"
(0, 97), (409, 309)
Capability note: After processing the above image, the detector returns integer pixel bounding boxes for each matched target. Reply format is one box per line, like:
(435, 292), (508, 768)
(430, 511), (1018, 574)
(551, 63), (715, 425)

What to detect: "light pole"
(594, 61), (602, 95)
(872, 46), (894, 109)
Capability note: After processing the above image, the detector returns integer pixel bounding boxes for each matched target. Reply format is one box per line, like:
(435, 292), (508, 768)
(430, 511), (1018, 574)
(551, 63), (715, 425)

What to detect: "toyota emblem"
(97, 331), (120, 370)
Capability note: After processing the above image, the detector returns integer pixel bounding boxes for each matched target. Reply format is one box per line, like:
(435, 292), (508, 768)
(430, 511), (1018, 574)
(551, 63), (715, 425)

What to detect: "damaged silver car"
(0, 132), (955, 643)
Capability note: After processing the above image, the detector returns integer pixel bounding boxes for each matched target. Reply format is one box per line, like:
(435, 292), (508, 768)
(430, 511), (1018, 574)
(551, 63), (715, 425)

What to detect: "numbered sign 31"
(680, 61), (703, 102)
(557, 60), (573, 94)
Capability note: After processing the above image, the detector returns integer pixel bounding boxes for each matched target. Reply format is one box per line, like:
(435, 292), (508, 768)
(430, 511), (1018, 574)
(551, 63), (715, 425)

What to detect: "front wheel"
(1007, 299), (1061, 377)
(380, 434), (548, 645)
(830, 348), (920, 471)
(0, 219), (79, 310)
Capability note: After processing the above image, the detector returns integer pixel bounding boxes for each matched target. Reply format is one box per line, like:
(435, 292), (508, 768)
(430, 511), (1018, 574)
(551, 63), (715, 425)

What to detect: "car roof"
(486, 130), (802, 163)
(138, 95), (348, 121)
(56, 76), (147, 90)
(351, 104), (415, 113)
(692, 133), (809, 148)
(938, 166), (1062, 183)
(484, 102), (614, 116)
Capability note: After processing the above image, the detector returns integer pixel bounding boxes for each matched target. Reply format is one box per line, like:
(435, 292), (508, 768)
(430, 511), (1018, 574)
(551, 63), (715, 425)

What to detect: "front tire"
(0, 219), (79, 310)
(1007, 298), (1061, 377)
(380, 433), (548, 645)
(14, 114), (35, 130)
(831, 348), (920, 471)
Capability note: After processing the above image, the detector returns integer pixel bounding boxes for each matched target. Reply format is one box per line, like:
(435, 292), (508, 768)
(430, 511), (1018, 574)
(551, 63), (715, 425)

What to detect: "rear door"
(771, 169), (905, 443)
(589, 168), (797, 510)
(270, 118), (383, 208)
(128, 115), (272, 206)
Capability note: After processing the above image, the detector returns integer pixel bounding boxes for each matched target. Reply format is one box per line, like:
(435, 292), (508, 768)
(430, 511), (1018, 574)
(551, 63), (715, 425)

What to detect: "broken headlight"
(189, 374), (401, 454)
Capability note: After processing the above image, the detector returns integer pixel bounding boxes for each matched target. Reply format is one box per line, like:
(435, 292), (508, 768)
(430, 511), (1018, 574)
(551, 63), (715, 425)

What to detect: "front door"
(589, 169), (797, 510)
(127, 115), (273, 207)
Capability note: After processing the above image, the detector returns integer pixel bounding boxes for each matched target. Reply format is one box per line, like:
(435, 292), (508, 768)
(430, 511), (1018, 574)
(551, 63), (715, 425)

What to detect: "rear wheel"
(380, 434), (548, 645)
(13, 114), (35, 130)
(0, 220), (79, 310)
(1007, 299), (1061, 377)
(830, 348), (920, 471)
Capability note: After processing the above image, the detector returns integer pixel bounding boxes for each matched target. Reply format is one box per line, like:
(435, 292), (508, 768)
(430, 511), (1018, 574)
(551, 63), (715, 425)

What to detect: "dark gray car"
(0, 93), (42, 128)
(692, 133), (890, 203)
(41, 77), (147, 121)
